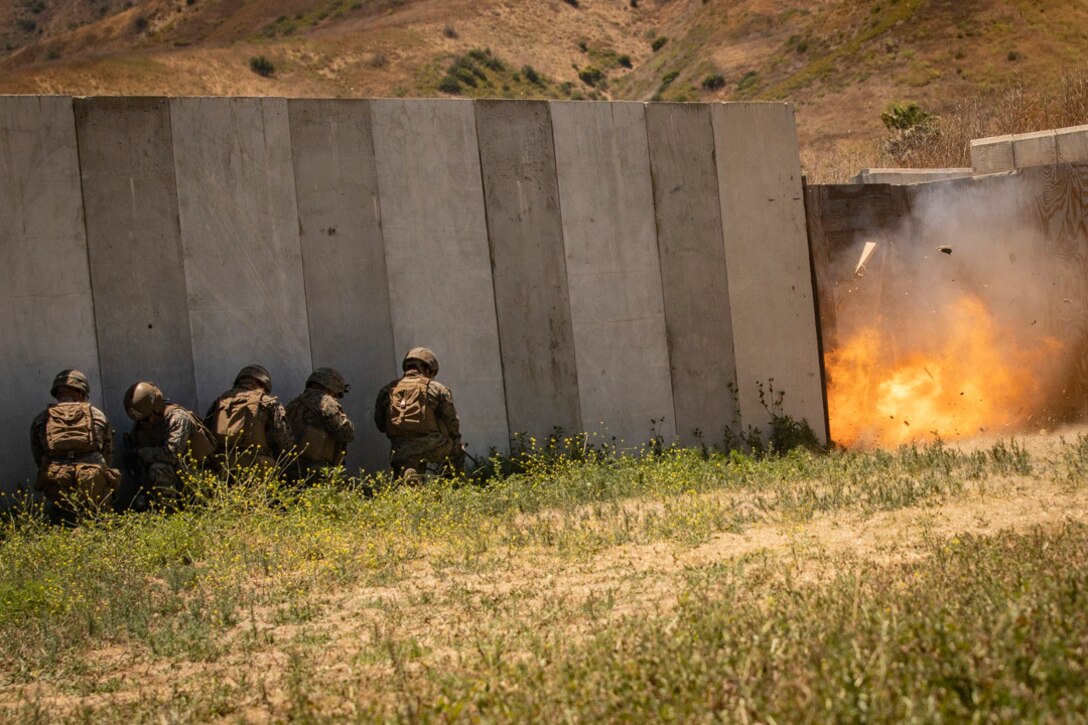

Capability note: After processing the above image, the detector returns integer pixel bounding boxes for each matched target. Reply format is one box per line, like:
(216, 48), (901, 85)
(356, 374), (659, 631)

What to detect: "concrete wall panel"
(0, 96), (102, 491)
(1012, 130), (1058, 169)
(550, 101), (676, 446)
(288, 99), (396, 473)
(370, 99), (509, 456)
(475, 100), (581, 442)
(711, 103), (827, 442)
(1056, 125), (1088, 163)
(645, 103), (738, 446)
(74, 97), (197, 430)
(971, 135), (1015, 175)
(170, 97), (312, 412)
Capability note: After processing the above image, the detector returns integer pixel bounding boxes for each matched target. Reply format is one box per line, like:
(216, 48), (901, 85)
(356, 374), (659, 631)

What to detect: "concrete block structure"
(475, 100), (582, 443)
(74, 97), (198, 431)
(287, 99), (396, 473)
(551, 101), (677, 446)
(645, 103), (738, 446)
(852, 168), (972, 185)
(170, 97), (313, 411)
(0, 96), (830, 492)
(711, 103), (826, 440)
(1056, 125), (1088, 163)
(1011, 130), (1059, 169)
(0, 97), (103, 490)
(370, 99), (510, 456)
(971, 135), (1016, 175)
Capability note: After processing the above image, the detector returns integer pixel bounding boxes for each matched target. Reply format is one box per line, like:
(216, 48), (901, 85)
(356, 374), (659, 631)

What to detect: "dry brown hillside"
(2, 0), (1087, 177)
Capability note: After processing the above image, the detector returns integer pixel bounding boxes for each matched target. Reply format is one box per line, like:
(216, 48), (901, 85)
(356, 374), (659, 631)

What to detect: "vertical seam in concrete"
(272, 97), (314, 375)
(167, 97), (204, 412)
(800, 175), (832, 447)
(71, 97), (107, 407)
(707, 103), (741, 412)
(645, 103), (682, 442)
(360, 99), (397, 378)
(472, 100), (514, 445)
(286, 99), (319, 371)
(547, 100), (584, 434)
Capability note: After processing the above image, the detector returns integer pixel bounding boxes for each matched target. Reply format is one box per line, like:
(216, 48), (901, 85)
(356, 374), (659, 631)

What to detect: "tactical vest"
(386, 375), (439, 438)
(286, 392), (340, 463)
(214, 390), (270, 455)
(44, 402), (99, 458)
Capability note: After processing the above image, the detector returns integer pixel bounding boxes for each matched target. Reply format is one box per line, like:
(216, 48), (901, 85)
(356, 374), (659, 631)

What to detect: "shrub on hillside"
(702, 73), (726, 90)
(651, 36), (668, 52)
(249, 55), (275, 77)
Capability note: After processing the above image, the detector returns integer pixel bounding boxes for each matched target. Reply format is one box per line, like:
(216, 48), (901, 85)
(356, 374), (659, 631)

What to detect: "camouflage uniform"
(375, 370), (464, 478)
(286, 387), (355, 483)
(126, 404), (211, 501)
(204, 387), (292, 471)
(31, 392), (119, 522)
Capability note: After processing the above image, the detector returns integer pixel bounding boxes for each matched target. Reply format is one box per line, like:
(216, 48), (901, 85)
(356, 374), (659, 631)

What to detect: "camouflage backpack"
(45, 402), (98, 457)
(214, 389), (269, 454)
(387, 376), (438, 437)
(167, 405), (217, 462)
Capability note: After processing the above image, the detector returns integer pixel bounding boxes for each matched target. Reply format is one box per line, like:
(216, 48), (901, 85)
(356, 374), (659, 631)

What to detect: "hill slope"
(2, 0), (1087, 171)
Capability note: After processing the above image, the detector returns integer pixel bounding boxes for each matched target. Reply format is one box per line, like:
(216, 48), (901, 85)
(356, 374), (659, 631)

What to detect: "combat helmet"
(307, 367), (350, 397)
(234, 364), (272, 392)
(50, 369), (91, 399)
(402, 347), (439, 375)
(123, 382), (166, 421)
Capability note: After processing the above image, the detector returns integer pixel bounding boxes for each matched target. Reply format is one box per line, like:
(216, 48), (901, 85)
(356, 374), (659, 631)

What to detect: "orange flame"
(827, 295), (1063, 448)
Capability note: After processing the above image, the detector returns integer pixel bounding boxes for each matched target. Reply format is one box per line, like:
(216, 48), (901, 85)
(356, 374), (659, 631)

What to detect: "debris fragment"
(937, 245), (952, 255)
(855, 241), (878, 276)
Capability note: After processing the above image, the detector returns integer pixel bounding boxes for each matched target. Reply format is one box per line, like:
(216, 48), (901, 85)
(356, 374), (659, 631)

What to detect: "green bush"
(881, 101), (932, 131)
(618, 54), (632, 68)
(248, 55), (275, 77)
(702, 73), (726, 90)
(579, 66), (605, 87)
(651, 36), (668, 52)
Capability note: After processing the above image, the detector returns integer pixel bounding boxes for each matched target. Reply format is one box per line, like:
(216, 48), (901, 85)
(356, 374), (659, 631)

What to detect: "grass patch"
(2, 434), (1087, 719)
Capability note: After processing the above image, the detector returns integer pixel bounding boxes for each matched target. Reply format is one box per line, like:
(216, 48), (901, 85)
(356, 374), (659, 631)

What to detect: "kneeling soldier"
(123, 381), (216, 507)
(30, 369), (120, 523)
(286, 367), (355, 484)
(204, 364), (292, 472)
(374, 347), (464, 480)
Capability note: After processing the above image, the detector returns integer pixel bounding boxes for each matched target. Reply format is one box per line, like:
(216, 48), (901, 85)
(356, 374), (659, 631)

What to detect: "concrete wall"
(475, 100), (581, 443)
(75, 96), (198, 432)
(551, 101), (677, 447)
(971, 125), (1088, 174)
(852, 168), (972, 185)
(287, 99), (396, 474)
(0, 96), (103, 492)
(712, 103), (826, 442)
(0, 96), (828, 491)
(645, 103), (738, 446)
(170, 97), (313, 412)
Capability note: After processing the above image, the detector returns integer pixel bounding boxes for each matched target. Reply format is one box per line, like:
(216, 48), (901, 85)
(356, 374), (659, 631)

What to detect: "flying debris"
(855, 241), (878, 276)
(937, 246), (953, 255)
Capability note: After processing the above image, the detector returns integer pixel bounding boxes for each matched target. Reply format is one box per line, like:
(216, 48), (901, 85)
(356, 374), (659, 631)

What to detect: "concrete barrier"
(74, 97), (198, 431)
(711, 103), (827, 444)
(1056, 125), (1088, 163)
(170, 97), (313, 412)
(370, 99), (510, 457)
(0, 96), (103, 490)
(475, 100), (582, 443)
(971, 135), (1016, 175)
(645, 103), (738, 446)
(852, 168), (972, 185)
(550, 101), (677, 446)
(1012, 130), (1058, 169)
(287, 99), (396, 473)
